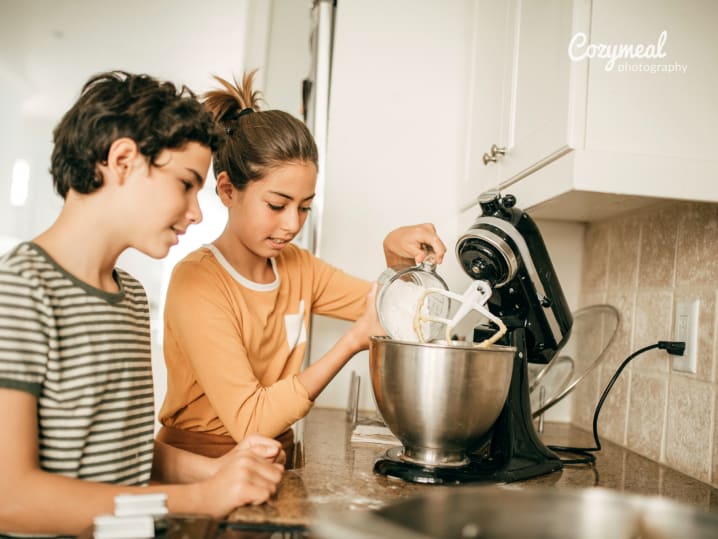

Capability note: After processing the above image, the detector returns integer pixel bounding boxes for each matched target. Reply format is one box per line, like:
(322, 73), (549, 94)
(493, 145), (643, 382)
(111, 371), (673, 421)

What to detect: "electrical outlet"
(672, 299), (699, 373)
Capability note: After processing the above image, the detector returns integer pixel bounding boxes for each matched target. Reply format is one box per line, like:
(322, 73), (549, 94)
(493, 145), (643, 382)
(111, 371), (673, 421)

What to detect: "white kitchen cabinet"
(461, 0), (718, 221)
(460, 0), (512, 201)
(461, 0), (587, 206)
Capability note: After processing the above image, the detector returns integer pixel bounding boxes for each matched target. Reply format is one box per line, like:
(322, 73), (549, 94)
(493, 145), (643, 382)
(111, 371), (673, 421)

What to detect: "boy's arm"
(0, 388), (283, 536)
(152, 440), (216, 484)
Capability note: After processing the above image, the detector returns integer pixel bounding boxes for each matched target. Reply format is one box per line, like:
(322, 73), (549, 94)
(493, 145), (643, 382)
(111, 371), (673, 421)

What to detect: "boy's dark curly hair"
(50, 71), (223, 199)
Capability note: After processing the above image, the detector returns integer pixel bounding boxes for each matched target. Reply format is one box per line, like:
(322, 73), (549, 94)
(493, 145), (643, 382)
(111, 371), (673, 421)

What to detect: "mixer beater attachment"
(412, 280), (507, 346)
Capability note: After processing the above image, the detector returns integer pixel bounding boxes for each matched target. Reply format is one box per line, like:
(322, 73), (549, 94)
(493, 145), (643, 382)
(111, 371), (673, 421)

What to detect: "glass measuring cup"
(376, 252), (507, 345)
(375, 253), (452, 343)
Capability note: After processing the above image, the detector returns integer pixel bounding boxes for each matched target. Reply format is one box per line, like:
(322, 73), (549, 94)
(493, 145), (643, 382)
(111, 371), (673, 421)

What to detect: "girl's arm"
(0, 388), (283, 536)
(152, 434), (285, 484)
(297, 283), (383, 399)
(296, 223), (445, 399)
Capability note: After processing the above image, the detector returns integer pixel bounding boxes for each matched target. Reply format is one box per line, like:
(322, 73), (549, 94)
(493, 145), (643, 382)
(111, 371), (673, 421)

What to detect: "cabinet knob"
(490, 144), (506, 157)
(482, 144), (507, 166)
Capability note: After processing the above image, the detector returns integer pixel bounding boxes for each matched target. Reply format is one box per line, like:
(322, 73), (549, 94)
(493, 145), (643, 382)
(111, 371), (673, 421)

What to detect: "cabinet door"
(460, 0), (514, 207)
(498, 0), (581, 185)
(462, 0), (587, 207)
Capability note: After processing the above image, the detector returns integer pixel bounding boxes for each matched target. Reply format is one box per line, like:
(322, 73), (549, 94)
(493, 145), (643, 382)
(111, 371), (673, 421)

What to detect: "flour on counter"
(350, 424), (399, 445)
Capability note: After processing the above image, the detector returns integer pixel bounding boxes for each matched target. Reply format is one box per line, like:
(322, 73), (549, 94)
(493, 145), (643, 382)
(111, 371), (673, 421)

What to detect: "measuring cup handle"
(419, 243), (436, 270)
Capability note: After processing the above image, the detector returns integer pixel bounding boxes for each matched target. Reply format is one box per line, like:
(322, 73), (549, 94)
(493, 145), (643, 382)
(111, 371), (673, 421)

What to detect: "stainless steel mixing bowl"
(369, 336), (515, 467)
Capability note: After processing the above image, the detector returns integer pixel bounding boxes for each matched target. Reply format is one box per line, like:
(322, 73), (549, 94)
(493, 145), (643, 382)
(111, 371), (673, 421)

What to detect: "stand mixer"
(372, 190), (573, 484)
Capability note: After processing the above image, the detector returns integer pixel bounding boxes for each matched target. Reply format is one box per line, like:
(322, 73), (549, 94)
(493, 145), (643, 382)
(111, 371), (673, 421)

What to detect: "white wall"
(310, 0), (476, 410)
(307, 0), (587, 416)
(532, 218), (586, 421)
(0, 0), (250, 245)
(0, 0), (251, 425)
(2, 0), (589, 423)
(244, 0), (311, 118)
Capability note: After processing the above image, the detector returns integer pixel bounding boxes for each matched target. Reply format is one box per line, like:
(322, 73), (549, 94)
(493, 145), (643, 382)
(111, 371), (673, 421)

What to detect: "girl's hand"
(383, 223), (447, 267)
(237, 433), (286, 465)
(208, 434), (285, 480)
(200, 448), (284, 516)
(347, 283), (385, 353)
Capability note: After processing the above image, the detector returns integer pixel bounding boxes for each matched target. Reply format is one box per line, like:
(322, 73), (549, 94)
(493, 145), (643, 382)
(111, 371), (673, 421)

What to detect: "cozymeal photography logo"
(568, 30), (688, 74)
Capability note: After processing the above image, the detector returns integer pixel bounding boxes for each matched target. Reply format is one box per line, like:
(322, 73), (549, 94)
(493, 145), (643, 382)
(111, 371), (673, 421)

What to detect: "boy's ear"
(216, 172), (235, 206)
(106, 138), (141, 184)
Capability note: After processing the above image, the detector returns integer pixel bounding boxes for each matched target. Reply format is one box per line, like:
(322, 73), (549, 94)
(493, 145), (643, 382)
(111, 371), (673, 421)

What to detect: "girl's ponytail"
(203, 71), (318, 191)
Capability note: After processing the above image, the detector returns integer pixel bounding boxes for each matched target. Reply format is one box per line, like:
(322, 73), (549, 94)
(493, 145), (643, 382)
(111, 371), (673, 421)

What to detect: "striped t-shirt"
(0, 242), (155, 488)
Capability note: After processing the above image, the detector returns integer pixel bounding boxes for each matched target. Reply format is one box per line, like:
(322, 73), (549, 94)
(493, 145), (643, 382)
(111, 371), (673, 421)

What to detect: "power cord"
(548, 340), (686, 465)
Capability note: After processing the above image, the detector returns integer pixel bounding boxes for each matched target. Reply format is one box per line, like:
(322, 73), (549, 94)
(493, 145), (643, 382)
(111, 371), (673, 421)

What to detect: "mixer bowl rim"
(370, 335), (516, 354)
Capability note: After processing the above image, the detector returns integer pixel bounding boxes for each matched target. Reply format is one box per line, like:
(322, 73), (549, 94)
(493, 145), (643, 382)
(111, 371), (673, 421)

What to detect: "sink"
(312, 486), (718, 539)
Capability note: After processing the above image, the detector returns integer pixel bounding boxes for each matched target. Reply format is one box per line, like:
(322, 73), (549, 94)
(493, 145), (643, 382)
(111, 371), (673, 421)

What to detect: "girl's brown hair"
(203, 71), (318, 190)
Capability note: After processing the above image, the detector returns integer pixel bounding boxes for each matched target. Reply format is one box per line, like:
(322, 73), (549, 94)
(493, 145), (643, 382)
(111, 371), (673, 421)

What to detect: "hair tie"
(224, 108), (253, 135)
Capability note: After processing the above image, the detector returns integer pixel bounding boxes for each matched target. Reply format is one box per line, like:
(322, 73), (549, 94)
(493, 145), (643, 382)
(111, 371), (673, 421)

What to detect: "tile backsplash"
(572, 201), (718, 488)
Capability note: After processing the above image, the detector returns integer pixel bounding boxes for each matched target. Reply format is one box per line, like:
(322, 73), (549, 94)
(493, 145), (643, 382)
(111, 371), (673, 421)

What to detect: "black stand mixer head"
(374, 190), (573, 484)
(457, 190), (573, 364)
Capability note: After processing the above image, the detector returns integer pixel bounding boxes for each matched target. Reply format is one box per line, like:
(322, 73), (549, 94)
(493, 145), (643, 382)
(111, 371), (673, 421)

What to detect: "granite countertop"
(227, 407), (718, 530)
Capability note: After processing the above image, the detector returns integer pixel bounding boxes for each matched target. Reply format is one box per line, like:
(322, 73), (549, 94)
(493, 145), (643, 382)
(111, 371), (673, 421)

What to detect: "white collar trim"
(206, 244), (279, 291)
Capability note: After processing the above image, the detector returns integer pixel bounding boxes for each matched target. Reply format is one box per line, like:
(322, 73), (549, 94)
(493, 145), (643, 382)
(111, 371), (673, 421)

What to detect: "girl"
(157, 71), (446, 459)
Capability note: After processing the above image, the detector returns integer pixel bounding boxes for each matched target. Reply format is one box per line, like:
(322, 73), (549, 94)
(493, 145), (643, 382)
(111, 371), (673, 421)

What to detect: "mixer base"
(374, 446), (562, 485)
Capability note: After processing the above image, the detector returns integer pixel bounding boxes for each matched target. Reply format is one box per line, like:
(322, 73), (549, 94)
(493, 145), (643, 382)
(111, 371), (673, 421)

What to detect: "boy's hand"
(383, 223), (447, 268)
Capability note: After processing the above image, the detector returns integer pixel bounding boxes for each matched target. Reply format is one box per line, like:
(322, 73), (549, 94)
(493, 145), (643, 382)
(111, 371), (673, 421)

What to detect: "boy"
(0, 71), (284, 537)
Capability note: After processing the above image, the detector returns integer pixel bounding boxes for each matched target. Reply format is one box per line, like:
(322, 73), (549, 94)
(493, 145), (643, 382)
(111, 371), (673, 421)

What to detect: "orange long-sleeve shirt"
(158, 243), (371, 440)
